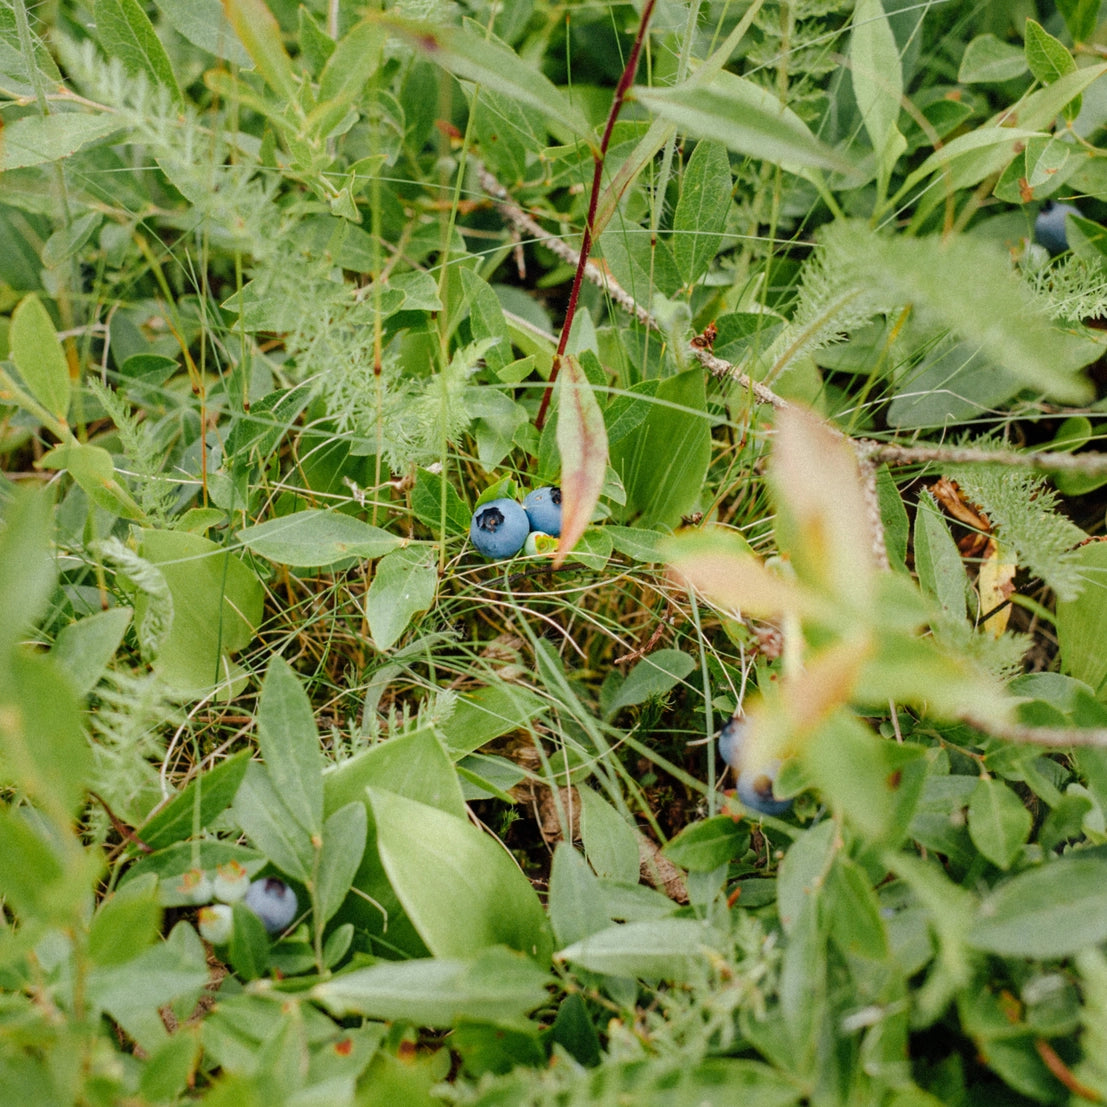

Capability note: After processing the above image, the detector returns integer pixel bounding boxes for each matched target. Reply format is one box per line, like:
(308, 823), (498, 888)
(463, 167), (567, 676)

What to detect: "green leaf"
(1026, 19), (1077, 86)
(152, 0), (251, 64)
(10, 294), (70, 427)
(94, 0), (182, 103)
(803, 712), (926, 844)
(367, 786), (552, 961)
(906, 64), (1107, 200)
(315, 801), (367, 924)
(606, 524), (665, 563)
(1056, 0), (1099, 43)
(313, 947), (552, 1026)
(1026, 19), (1081, 122)
(851, 0), (906, 188)
(842, 221), (1096, 403)
(0, 651), (92, 820)
(611, 367), (711, 528)
(226, 902), (270, 980)
(663, 815), (750, 873)
(967, 777), (1032, 870)
(222, 0), (300, 102)
(375, 15), (592, 146)
(323, 726), (465, 820)
(51, 607), (132, 697)
(555, 354), (608, 567)
(556, 918), (719, 980)
(256, 656), (323, 837)
(233, 761), (315, 883)
(134, 529), (264, 697)
(548, 844), (610, 949)
(913, 490), (967, 625)
(412, 468), (471, 537)
(436, 683), (549, 757)
(88, 873), (161, 967)
(86, 921), (208, 1041)
(578, 786), (639, 883)
(0, 806), (88, 925)
(968, 857), (1107, 957)
(139, 750), (252, 851)
(317, 19), (385, 106)
(0, 486), (56, 657)
(0, 112), (124, 171)
(238, 510), (403, 567)
(1056, 541), (1107, 696)
(635, 70), (855, 176)
(366, 546), (438, 651)
(957, 34), (1029, 84)
(605, 648), (695, 719)
(672, 140), (732, 287)
(39, 442), (146, 520)
(777, 819), (838, 934)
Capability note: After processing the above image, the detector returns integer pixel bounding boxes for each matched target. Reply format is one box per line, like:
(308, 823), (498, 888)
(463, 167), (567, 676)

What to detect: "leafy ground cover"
(10, 0), (1107, 1102)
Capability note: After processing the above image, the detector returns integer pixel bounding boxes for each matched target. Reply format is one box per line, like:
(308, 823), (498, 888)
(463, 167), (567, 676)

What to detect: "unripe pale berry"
(198, 903), (234, 945)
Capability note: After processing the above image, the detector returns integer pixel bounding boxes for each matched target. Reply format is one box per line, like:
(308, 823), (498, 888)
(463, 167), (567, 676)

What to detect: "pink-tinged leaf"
(554, 356), (608, 568)
(769, 405), (877, 612)
(661, 527), (820, 622)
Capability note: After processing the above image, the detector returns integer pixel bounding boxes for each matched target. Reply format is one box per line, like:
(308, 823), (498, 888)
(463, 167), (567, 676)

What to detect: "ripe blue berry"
(470, 498), (530, 559)
(523, 486), (562, 537)
(1035, 200), (1080, 255)
(717, 716), (793, 816)
(243, 877), (298, 935)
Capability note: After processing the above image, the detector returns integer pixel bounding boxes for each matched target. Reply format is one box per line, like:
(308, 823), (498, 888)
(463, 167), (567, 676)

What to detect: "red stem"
(534, 0), (657, 431)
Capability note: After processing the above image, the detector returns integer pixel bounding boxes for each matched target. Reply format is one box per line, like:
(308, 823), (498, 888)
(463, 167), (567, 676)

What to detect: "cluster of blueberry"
(717, 715), (793, 816)
(469, 485), (562, 559)
(190, 862), (299, 943)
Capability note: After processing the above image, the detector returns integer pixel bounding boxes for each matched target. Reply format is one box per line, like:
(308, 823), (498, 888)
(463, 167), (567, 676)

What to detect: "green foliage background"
(7, 0), (1107, 1102)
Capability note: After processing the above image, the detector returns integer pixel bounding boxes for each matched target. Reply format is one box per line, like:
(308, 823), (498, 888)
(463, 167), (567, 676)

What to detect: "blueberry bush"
(8, 1), (1107, 1102)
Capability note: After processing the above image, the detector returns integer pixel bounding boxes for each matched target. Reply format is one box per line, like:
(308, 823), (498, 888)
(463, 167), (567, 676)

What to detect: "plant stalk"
(535, 0), (657, 431)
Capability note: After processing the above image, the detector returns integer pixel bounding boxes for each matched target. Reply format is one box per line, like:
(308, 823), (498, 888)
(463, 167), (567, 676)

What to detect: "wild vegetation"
(7, 0), (1107, 1102)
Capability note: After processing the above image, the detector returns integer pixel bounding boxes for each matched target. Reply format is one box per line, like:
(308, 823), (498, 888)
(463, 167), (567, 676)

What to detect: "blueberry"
(717, 715), (793, 816)
(243, 877), (299, 935)
(523, 486), (562, 537)
(1035, 200), (1080, 255)
(470, 498), (530, 559)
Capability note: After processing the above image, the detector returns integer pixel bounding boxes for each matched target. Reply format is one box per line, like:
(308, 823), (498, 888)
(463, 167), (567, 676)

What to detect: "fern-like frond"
(1025, 252), (1107, 325)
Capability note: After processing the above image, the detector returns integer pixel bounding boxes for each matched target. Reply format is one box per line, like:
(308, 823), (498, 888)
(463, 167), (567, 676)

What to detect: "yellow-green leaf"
(10, 294), (70, 427)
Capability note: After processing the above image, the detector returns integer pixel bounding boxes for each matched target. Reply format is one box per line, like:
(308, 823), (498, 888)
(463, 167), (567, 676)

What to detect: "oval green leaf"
(238, 509), (403, 567)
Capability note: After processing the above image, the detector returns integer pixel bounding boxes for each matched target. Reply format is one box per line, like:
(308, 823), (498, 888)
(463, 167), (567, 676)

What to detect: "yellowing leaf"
(770, 406), (877, 613)
(661, 527), (820, 622)
(979, 543), (1016, 638)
